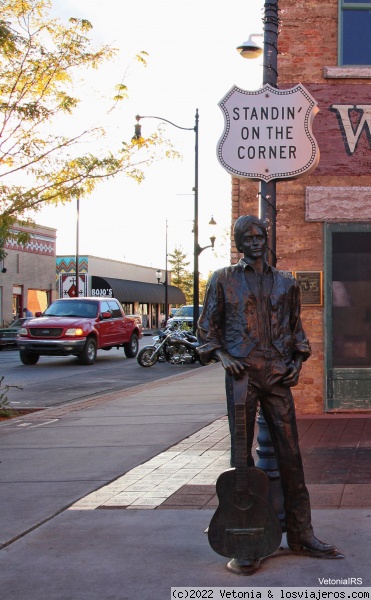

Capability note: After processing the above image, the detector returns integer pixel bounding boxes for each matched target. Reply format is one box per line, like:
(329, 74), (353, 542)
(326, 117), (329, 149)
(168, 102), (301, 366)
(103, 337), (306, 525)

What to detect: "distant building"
(57, 255), (185, 329)
(0, 224), (56, 325)
(0, 225), (185, 329)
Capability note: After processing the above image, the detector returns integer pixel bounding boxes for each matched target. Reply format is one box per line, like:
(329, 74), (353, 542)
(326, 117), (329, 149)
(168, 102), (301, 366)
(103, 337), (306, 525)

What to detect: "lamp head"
(156, 269), (162, 283)
(236, 35), (263, 59)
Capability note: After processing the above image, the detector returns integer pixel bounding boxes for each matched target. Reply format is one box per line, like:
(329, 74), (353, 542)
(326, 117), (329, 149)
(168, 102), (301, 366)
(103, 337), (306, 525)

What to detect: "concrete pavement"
(1, 362), (371, 599)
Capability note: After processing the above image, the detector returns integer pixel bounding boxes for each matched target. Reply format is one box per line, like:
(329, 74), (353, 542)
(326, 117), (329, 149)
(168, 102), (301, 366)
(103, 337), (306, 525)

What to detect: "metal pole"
(259, 0), (279, 265)
(165, 220), (169, 323)
(256, 0), (286, 530)
(193, 109), (199, 334)
(76, 197), (80, 297)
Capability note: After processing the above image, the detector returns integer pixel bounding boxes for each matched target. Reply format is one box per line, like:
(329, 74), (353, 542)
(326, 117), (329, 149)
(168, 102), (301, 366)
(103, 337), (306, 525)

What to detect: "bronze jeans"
(225, 349), (313, 538)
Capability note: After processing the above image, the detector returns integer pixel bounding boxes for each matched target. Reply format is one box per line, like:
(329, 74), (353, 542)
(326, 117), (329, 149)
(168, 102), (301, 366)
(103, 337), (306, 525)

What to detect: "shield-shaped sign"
(217, 83), (320, 182)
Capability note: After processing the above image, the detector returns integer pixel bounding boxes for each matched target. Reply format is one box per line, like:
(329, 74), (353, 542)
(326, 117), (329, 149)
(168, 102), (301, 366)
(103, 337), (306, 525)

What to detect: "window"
(108, 300), (122, 318)
(332, 231), (371, 367)
(340, 1), (371, 65)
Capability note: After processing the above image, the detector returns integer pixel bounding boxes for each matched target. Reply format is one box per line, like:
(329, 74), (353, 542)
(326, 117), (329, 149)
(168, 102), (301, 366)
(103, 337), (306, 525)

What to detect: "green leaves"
(0, 0), (176, 246)
(113, 83), (128, 102)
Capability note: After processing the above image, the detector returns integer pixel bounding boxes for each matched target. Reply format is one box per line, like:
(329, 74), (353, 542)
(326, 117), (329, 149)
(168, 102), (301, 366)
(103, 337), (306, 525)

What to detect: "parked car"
(0, 318), (33, 350)
(166, 305), (203, 330)
(17, 297), (142, 365)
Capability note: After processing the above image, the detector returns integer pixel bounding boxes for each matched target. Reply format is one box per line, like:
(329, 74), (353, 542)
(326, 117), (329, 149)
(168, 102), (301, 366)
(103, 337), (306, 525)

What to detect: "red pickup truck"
(17, 297), (142, 366)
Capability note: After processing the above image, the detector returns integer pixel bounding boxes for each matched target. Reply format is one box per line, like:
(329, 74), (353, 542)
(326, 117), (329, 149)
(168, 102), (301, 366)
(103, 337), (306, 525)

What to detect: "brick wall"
(230, 0), (371, 414)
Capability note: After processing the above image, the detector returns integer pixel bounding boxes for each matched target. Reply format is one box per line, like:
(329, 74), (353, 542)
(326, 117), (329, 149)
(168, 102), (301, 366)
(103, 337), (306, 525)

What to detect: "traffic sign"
(217, 83), (320, 182)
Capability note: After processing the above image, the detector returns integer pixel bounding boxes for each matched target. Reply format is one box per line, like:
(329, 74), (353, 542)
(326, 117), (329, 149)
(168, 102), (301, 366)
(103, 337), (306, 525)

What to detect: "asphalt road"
(0, 337), (203, 409)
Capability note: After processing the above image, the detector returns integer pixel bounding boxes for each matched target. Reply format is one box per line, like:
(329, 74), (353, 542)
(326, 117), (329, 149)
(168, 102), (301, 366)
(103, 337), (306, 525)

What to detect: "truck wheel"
(124, 333), (139, 358)
(20, 351), (40, 365)
(137, 346), (158, 367)
(78, 337), (97, 365)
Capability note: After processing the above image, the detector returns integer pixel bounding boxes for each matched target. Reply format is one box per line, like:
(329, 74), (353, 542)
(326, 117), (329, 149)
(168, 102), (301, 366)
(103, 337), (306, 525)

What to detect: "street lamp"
(236, 33), (263, 59)
(155, 221), (169, 326)
(134, 111), (216, 334)
(193, 215), (217, 331)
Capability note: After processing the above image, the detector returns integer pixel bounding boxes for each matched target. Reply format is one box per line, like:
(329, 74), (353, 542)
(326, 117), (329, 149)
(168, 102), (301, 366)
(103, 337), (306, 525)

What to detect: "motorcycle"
(137, 327), (206, 367)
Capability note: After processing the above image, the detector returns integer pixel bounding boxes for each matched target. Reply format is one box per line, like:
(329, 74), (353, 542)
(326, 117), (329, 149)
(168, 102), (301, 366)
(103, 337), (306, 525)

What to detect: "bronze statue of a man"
(197, 215), (340, 558)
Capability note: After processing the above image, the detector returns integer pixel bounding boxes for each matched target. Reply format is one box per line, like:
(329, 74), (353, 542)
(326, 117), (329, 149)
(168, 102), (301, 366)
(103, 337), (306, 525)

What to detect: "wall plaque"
(295, 271), (323, 306)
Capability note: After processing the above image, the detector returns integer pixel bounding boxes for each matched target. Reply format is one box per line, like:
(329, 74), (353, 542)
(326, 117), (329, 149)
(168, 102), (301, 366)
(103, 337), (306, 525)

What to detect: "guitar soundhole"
(235, 493), (253, 510)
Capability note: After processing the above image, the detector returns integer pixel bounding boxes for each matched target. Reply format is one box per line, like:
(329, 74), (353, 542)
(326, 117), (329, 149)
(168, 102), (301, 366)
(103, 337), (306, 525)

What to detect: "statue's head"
(234, 215), (267, 253)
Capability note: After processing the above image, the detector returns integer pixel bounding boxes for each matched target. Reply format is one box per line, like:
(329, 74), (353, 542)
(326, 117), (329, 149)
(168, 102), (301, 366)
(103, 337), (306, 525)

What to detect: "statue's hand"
(214, 349), (246, 379)
(282, 357), (303, 387)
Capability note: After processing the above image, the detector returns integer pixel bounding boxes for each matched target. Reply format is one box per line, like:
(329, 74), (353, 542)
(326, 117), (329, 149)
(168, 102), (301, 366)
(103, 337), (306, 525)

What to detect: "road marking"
(29, 419), (59, 428)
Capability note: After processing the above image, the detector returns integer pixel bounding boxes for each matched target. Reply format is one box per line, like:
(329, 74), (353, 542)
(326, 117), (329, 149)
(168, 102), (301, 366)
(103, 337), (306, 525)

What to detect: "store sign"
(59, 274), (87, 298)
(91, 276), (114, 298)
(217, 83), (320, 182)
(91, 287), (113, 297)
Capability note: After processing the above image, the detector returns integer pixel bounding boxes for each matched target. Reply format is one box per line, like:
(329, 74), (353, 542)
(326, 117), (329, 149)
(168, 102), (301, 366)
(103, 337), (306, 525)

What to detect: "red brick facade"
(231, 0), (371, 413)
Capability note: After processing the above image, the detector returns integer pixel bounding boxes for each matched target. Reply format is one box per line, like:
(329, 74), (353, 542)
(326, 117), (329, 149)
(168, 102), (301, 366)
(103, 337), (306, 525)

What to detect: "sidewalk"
(1, 363), (371, 599)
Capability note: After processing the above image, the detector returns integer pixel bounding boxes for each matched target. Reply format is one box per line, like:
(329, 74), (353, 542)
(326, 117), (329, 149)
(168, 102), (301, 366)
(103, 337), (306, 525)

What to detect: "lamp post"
(76, 197), (80, 297)
(193, 216), (217, 332)
(155, 220), (169, 326)
(237, 0), (285, 530)
(134, 110), (215, 334)
(133, 108), (202, 323)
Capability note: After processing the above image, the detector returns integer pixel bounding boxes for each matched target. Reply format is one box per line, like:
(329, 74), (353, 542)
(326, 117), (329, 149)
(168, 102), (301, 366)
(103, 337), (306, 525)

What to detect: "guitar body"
(208, 375), (282, 561)
(208, 467), (282, 560)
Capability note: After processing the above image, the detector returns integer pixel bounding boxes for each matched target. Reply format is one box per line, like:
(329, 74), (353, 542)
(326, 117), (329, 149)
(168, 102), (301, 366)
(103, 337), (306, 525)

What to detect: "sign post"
(215, 0), (321, 541)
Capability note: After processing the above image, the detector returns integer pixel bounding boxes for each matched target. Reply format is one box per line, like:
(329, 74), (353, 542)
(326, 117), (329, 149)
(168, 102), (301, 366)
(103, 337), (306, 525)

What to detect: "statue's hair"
(234, 215), (267, 252)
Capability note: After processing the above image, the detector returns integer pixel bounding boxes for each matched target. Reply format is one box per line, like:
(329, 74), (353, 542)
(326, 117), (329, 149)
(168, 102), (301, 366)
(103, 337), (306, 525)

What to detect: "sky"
(36, 0), (264, 278)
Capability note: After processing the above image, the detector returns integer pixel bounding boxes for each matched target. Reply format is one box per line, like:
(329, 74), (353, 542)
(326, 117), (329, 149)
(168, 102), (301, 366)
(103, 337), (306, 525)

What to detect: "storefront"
(90, 275), (185, 329)
(0, 224), (56, 326)
(57, 256), (185, 330)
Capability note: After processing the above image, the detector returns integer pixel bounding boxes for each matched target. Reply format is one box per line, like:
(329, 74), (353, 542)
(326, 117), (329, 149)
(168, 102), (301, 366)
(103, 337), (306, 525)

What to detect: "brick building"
(0, 224), (57, 325)
(231, 0), (371, 413)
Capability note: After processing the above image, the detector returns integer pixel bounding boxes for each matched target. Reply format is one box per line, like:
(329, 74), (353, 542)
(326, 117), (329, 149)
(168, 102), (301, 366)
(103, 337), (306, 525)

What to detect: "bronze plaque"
(295, 271), (323, 306)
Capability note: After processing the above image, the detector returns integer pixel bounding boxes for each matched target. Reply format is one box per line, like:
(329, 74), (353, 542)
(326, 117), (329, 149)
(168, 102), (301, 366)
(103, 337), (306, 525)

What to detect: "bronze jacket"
(197, 259), (311, 364)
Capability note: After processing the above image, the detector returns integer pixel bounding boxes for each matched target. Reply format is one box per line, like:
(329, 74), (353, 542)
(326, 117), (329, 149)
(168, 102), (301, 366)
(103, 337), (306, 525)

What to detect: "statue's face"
(239, 225), (266, 260)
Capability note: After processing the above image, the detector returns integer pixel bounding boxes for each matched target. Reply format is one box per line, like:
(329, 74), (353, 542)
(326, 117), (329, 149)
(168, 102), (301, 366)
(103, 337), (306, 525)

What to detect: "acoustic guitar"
(208, 375), (282, 561)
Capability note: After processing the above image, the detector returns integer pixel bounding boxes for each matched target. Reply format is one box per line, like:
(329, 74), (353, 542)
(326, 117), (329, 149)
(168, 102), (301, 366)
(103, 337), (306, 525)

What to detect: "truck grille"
(29, 328), (63, 338)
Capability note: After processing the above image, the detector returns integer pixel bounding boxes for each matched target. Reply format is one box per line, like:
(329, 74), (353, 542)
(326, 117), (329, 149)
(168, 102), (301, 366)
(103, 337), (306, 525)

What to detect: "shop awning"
(91, 276), (186, 304)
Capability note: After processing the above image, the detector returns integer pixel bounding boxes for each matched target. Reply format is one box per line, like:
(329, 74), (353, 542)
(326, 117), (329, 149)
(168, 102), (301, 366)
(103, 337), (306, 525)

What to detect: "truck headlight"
(65, 328), (84, 336)
(19, 327), (28, 335)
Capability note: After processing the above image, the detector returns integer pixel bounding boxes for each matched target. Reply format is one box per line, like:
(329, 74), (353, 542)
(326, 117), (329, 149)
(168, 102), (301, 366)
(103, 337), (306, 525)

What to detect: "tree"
(0, 0), (175, 257)
(198, 271), (212, 304)
(168, 246), (212, 304)
(168, 246), (193, 303)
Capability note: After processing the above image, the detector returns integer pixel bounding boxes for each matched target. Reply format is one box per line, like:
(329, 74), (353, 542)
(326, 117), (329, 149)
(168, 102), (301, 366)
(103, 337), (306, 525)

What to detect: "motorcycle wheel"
(137, 346), (159, 367)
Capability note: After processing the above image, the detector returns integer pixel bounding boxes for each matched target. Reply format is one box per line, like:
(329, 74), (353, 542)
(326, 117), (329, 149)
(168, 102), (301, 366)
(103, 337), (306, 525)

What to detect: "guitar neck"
(234, 402), (249, 492)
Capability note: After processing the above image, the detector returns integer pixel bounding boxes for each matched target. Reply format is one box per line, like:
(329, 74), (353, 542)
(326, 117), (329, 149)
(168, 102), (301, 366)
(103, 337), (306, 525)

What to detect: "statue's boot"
(287, 534), (344, 558)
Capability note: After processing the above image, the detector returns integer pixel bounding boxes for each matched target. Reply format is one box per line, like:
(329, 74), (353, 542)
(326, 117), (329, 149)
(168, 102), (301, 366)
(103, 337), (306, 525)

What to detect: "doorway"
(325, 223), (371, 410)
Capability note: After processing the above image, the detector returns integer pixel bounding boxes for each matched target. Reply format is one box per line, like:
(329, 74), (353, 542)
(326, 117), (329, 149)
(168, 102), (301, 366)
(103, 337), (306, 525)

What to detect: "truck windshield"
(44, 301), (98, 318)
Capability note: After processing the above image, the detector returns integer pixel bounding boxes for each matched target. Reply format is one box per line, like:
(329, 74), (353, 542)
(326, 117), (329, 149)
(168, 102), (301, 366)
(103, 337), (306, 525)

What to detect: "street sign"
(217, 83), (320, 182)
